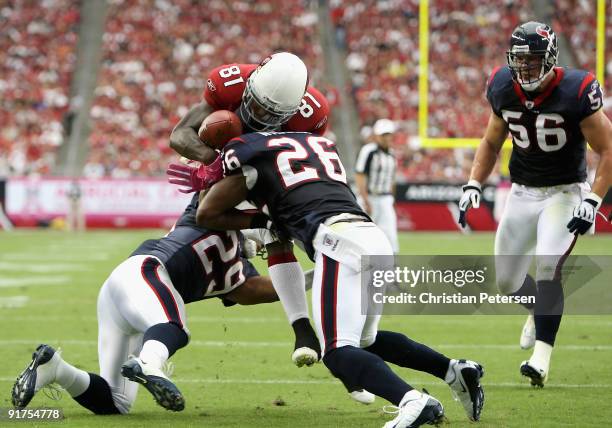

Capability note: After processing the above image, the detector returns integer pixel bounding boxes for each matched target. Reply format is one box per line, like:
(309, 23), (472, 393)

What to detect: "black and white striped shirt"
(355, 143), (396, 195)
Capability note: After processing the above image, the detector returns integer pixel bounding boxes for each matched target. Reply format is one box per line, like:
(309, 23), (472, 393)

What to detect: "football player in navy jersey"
(12, 192), (280, 415)
(197, 131), (485, 427)
(459, 22), (612, 387)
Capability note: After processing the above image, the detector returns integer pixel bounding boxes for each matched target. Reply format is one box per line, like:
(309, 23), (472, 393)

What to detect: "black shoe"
(520, 360), (546, 388)
(121, 357), (185, 411)
(12, 344), (57, 408)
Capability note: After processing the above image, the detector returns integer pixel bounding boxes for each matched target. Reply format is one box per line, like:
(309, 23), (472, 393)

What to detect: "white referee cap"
(373, 119), (396, 135)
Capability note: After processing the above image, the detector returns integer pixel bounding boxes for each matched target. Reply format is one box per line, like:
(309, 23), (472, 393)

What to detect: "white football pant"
(495, 182), (589, 294)
(96, 255), (189, 412)
(311, 219), (394, 355)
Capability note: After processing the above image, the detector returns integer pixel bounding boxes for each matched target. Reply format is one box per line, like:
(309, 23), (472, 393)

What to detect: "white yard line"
(0, 276), (70, 288)
(0, 262), (89, 272)
(1, 316), (285, 323)
(0, 296), (29, 308)
(0, 254), (109, 261)
(0, 339), (611, 351)
(0, 376), (609, 389)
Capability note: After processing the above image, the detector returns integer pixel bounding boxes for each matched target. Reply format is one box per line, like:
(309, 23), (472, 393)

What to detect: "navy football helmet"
(507, 21), (559, 91)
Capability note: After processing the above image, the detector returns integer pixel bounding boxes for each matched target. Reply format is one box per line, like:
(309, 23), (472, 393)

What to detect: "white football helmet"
(238, 52), (308, 131)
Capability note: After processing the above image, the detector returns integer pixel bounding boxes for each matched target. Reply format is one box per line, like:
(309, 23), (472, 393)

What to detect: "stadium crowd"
(0, 0), (79, 177)
(0, 0), (607, 184)
(84, 0), (323, 178)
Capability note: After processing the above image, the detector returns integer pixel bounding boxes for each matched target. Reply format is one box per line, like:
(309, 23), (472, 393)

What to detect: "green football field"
(1, 230), (611, 427)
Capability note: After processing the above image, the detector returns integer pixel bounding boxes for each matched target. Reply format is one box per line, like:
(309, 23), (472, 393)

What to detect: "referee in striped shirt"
(355, 119), (399, 253)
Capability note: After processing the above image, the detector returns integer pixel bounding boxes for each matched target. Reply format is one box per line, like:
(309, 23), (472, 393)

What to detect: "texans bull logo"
(536, 26), (551, 40)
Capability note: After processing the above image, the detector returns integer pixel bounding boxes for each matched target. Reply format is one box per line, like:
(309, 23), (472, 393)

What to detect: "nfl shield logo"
(525, 100), (534, 109)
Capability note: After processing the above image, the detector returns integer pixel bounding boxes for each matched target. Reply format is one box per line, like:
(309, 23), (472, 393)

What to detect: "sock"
(140, 322), (188, 368)
(510, 274), (536, 311)
(53, 354), (90, 397)
(291, 317), (320, 354)
(530, 340), (553, 372)
(267, 254), (308, 323)
(364, 331), (451, 380)
(73, 373), (121, 414)
(534, 280), (564, 345)
(139, 340), (169, 369)
(323, 345), (412, 405)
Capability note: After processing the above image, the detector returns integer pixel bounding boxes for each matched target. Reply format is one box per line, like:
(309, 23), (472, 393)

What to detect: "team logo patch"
(525, 101), (535, 110)
(323, 234), (339, 251)
(535, 25), (550, 39)
(207, 79), (216, 92)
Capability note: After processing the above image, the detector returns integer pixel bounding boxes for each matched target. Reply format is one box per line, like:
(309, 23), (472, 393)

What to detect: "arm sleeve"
(202, 64), (253, 111)
(576, 74), (603, 120)
(221, 138), (263, 191)
(284, 86), (330, 134)
(485, 66), (503, 117)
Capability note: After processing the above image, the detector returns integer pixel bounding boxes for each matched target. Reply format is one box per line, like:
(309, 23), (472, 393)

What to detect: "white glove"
(241, 228), (279, 246)
(458, 180), (482, 228)
(242, 238), (258, 259)
(567, 193), (602, 235)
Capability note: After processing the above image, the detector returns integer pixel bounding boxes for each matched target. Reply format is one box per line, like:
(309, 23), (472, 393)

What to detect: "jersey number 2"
(267, 136), (347, 188)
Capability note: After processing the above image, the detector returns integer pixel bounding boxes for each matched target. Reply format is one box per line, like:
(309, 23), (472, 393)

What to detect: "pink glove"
(166, 156), (224, 193)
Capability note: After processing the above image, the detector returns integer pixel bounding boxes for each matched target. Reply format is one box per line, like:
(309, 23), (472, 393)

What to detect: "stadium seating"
(84, 0), (323, 177)
(1, 0), (606, 182)
(0, 0), (80, 176)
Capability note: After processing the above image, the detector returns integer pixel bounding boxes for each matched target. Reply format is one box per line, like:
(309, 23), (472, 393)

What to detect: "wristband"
(585, 192), (602, 209)
(465, 179), (482, 190)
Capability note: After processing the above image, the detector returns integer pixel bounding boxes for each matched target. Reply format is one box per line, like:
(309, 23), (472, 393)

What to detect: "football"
(198, 110), (243, 150)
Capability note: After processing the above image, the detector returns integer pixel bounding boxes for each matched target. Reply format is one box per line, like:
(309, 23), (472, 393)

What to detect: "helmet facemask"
(507, 49), (556, 91)
(238, 77), (301, 132)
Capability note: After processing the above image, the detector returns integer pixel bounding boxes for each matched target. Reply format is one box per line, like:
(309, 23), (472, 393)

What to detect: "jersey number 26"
(268, 136), (347, 188)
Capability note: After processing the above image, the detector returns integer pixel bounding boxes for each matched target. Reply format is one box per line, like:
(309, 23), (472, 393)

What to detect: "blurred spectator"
(0, 0), (79, 176)
(86, 0), (325, 177)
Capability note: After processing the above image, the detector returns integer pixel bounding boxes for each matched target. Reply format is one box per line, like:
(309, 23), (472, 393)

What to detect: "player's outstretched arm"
(458, 112), (508, 227)
(224, 276), (279, 305)
(581, 109), (612, 200)
(567, 109), (612, 234)
(169, 102), (217, 164)
(470, 112), (509, 183)
(197, 174), (271, 230)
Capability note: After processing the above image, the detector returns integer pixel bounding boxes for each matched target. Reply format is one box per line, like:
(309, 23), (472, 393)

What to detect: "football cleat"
(446, 359), (485, 421)
(520, 315), (536, 350)
(349, 389), (375, 405)
(12, 344), (59, 409)
(292, 347), (319, 368)
(520, 360), (547, 388)
(121, 357), (185, 411)
(291, 318), (321, 367)
(383, 389), (444, 428)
